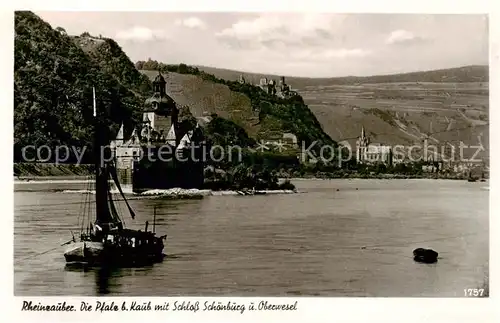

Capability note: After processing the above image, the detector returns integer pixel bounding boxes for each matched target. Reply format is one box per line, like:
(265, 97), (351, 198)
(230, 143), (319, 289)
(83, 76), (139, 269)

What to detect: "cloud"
(174, 17), (207, 29)
(291, 48), (371, 60)
(214, 14), (371, 67)
(115, 26), (169, 42)
(215, 14), (340, 50)
(385, 29), (427, 45)
(37, 12), (488, 77)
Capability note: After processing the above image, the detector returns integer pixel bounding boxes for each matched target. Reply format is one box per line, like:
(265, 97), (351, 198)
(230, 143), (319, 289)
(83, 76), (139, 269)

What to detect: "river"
(14, 179), (489, 296)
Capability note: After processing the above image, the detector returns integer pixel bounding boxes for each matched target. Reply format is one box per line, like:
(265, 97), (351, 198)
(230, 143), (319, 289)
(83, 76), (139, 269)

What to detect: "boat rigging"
(63, 87), (166, 266)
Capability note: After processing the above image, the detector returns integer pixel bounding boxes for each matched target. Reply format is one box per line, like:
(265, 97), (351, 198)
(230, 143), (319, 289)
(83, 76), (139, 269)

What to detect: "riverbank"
(14, 163), (482, 182)
(284, 173), (475, 180)
(55, 187), (298, 199)
(14, 163), (94, 178)
(14, 173), (477, 183)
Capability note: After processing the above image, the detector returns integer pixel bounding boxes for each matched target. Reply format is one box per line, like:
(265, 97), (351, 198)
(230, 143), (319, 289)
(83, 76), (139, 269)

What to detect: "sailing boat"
(63, 88), (166, 266)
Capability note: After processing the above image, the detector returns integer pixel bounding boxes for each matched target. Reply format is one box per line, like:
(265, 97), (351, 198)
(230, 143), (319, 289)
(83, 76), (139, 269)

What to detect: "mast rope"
(15, 245), (66, 263)
(114, 188), (126, 228)
(16, 196), (159, 209)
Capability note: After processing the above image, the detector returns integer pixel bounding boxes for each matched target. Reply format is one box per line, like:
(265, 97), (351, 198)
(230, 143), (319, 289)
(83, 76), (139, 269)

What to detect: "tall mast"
(93, 87), (97, 117)
(153, 206), (156, 234)
(93, 87), (114, 228)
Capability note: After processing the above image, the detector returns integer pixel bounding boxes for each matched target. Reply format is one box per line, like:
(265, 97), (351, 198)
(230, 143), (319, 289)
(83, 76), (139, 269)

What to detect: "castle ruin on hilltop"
(111, 71), (205, 193)
(239, 74), (299, 99)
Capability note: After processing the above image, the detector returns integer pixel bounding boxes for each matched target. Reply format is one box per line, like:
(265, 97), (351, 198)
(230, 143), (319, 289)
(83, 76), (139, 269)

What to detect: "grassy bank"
(14, 163), (94, 178)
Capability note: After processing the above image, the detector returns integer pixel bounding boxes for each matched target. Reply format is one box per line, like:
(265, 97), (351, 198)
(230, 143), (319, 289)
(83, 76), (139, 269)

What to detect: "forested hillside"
(14, 11), (151, 163)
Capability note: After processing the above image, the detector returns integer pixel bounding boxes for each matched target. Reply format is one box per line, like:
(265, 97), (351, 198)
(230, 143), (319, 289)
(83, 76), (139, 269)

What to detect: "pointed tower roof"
(176, 133), (191, 151)
(145, 71), (175, 109)
(111, 123), (124, 148)
(125, 127), (140, 146)
(153, 71), (166, 84)
(116, 123), (124, 142)
(165, 124), (176, 146)
(361, 125), (365, 139)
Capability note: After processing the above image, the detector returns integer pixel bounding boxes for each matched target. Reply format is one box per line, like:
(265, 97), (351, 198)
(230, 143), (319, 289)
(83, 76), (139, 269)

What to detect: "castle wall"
(113, 146), (139, 193)
(115, 146), (140, 169)
(143, 112), (156, 129)
(153, 114), (174, 134)
(116, 168), (133, 193)
(130, 145), (205, 193)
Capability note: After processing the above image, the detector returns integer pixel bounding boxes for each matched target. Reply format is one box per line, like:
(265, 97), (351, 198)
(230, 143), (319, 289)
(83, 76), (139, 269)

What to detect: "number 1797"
(464, 289), (485, 297)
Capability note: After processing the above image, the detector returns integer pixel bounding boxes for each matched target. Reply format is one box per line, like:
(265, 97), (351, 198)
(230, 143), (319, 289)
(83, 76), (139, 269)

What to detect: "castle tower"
(143, 71), (179, 144)
(112, 71), (206, 193)
(259, 78), (268, 91)
(267, 79), (276, 95)
(111, 123), (141, 193)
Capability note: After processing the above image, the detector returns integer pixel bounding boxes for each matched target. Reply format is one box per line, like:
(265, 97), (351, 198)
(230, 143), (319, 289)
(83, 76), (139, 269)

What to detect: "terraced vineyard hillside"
(300, 81), (489, 162)
(195, 65), (489, 163)
(140, 69), (333, 148)
(140, 70), (259, 135)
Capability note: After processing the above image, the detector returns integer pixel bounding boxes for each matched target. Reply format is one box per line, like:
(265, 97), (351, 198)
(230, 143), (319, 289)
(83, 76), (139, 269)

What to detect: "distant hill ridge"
(137, 60), (488, 163)
(192, 65), (489, 89)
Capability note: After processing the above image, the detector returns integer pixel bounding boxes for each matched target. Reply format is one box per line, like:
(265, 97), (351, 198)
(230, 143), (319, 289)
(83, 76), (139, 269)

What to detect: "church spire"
(361, 125), (365, 139)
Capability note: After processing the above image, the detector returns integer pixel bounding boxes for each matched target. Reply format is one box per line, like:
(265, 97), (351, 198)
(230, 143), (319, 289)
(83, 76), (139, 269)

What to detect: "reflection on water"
(64, 264), (157, 295)
(63, 265), (117, 295)
(14, 179), (489, 296)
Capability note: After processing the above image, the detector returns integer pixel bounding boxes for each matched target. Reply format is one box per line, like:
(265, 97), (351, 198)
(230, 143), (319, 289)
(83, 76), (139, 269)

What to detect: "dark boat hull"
(413, 248), (438, 264)
(64, 239), (165, 267)
(64, 241), (104, 265)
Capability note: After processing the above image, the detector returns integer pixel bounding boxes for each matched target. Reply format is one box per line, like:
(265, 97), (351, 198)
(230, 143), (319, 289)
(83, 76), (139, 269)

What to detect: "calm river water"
(14, 179), (489, 296)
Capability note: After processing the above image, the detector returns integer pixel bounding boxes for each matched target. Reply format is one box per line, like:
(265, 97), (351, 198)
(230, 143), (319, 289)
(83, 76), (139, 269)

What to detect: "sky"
(35, 12), (489, 77)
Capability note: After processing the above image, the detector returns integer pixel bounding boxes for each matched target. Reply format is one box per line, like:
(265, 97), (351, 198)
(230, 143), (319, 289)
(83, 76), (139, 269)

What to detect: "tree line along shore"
(14, 162), (476, 185)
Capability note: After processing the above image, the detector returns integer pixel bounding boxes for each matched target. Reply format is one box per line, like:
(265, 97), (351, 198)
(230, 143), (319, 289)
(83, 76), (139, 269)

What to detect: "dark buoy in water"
(413, 248), (438, 264)
(336, 189), (340, 191)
